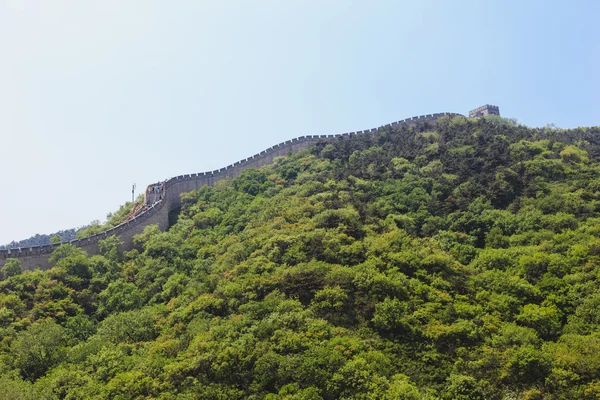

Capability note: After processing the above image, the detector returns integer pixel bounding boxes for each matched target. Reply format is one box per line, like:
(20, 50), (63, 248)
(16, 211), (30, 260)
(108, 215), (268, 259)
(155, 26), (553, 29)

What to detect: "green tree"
(50, 234), (62, 244)
(516, 304), (562, 339)
(96, 308), (159, 344)
(97, 279), (144, 316)
(1, 259), (22, 279)
(11, 319), (66, 380)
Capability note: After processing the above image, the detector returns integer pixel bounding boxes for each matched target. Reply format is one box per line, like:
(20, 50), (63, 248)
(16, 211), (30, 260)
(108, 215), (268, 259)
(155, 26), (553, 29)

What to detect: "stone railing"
(0, 111), (462, 271)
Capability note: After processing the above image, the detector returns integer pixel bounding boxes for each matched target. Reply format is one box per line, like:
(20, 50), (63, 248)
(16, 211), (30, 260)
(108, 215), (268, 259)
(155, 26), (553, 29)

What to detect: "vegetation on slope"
(2, 116), (600, 399)
(75, 194), (147, 240)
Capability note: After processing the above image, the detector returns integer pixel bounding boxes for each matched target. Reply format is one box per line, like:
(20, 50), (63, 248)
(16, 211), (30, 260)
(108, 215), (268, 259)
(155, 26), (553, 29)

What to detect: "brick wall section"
(0, 112), (462, 271)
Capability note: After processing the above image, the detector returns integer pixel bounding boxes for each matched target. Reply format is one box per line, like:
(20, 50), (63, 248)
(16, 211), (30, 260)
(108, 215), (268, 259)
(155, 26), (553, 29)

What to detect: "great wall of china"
(0, 111), (465, 271)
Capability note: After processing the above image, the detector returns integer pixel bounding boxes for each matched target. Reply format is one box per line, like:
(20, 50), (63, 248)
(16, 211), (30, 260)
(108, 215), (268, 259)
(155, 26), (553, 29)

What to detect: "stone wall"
(468, 105), (500, 118)
(0, 111), (462, 271)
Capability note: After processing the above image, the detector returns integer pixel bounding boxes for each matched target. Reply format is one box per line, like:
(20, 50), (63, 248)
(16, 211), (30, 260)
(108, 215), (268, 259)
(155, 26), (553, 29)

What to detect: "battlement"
(0, 110), (467, 271)
(469, 104), (500, 118)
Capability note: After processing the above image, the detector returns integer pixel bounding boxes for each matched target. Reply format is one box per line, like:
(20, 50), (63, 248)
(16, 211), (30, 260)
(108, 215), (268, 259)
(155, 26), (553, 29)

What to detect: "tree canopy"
(1, 116), (600, 398)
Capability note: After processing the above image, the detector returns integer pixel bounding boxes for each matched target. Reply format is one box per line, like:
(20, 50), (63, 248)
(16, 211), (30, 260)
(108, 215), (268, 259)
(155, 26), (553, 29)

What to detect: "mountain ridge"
(0, 111), (461, 271)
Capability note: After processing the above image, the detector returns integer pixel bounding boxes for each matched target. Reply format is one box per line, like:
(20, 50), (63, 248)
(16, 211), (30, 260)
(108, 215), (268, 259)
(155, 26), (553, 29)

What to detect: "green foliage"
(97, 279), (144, 316)
(0, 373), (41, 399)
(78, 195), (146, 239)
(516, 303), (562, 338)
(11, 319), (66, 380)
(1, 259), (22, 280)
(76, 220), (104, 239)
(49, 234), (62, 244)
(233, 169), (274, 196)
(96, 307), (159, 344)
(1, 119), (600, 397)
(372, 297), (411, 334)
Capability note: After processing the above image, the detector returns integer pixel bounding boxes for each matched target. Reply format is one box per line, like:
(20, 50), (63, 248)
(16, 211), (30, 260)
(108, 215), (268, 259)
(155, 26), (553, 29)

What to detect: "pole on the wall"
(132, 183), (136, 203)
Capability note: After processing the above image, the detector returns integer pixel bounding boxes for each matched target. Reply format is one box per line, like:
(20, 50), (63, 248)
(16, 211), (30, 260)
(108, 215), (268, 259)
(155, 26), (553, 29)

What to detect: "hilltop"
(2, 115), (600, 399)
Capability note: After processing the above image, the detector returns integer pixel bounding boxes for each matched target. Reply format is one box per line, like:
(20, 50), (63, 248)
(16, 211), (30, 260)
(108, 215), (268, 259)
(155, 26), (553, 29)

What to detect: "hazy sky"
(1, 0), (598, 244)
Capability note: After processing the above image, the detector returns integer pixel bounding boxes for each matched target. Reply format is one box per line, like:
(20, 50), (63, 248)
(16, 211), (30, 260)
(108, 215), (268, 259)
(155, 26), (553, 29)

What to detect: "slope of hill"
(1, 115), (600, 399)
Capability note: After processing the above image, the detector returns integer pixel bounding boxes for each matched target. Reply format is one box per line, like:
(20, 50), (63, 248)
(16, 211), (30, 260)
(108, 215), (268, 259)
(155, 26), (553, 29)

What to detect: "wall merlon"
(1, 109), (463, 271)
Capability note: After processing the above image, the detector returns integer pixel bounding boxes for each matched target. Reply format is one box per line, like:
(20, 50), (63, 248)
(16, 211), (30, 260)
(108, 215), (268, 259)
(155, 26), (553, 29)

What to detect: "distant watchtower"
(469, 104), (500, 118)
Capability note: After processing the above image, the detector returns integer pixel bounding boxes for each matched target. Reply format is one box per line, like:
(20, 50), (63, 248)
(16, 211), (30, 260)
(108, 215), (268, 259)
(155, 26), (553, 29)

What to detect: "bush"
(1, 259), (22, 279)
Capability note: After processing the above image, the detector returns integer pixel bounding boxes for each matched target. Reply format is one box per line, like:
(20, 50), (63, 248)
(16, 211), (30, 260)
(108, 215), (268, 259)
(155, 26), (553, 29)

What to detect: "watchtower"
(469, 104), (500, 118)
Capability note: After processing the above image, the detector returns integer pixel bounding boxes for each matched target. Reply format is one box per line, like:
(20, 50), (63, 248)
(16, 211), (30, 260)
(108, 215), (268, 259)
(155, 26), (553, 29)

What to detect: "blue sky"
(0, 0), (598, 244)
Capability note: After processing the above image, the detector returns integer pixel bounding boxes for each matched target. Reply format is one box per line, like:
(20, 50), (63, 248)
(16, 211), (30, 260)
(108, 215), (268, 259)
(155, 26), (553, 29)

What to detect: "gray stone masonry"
(469, 104), (500, 118)
(0, 110), (468, 271)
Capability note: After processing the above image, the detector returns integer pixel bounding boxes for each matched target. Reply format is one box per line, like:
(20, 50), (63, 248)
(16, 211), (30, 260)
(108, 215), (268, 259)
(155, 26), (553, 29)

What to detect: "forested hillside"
(3, 115), (600, 399)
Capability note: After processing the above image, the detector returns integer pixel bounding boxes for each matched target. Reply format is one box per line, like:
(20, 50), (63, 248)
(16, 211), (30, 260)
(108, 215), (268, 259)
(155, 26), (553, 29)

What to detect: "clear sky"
(0, 0), (598, 244)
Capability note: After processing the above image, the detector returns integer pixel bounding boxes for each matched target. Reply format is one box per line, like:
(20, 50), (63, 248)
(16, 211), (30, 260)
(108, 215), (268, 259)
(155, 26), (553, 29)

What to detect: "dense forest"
(3, 115), (600, 399)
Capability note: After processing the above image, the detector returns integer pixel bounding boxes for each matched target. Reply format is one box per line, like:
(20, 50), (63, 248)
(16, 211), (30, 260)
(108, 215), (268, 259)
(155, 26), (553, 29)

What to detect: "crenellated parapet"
(0, 198), (169, 270)
(469, 105), (500, 118)
(0, 111), (462, 271)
